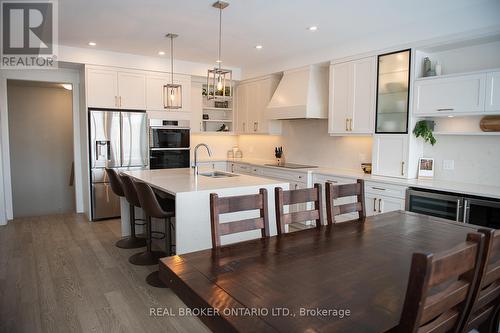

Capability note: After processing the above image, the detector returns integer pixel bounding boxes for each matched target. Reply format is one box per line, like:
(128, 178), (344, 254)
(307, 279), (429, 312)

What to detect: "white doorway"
(7, 80), (76, 217)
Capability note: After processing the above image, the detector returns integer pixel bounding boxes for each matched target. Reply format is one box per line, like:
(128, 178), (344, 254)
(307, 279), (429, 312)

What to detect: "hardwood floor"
(0, 214), (210, 333)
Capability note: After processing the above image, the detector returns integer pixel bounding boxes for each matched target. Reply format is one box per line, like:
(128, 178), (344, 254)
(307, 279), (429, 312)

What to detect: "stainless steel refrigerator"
(89, 109), (148, 220)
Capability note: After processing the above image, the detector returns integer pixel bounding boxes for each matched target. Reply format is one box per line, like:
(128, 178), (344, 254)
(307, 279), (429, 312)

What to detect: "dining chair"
(325, 179), (366, 224)
(105, 168), (146, 249)
(461, 229), (500, 333)
(396, 232), (485, 333)
(274, 183), (323, 235)
(209, 189), (270, 249)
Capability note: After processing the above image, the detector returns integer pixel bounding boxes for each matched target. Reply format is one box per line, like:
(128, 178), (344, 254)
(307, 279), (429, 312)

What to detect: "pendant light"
(163, 33), (182, 109)
(207, 1), (232, 100)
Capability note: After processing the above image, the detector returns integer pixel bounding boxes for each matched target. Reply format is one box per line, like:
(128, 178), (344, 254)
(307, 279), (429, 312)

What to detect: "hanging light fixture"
(163, 33), (182, 109)
(207, 1), (232, 100)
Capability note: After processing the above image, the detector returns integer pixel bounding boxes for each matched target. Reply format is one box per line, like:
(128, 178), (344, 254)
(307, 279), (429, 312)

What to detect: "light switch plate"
(443, 160), (454, 170)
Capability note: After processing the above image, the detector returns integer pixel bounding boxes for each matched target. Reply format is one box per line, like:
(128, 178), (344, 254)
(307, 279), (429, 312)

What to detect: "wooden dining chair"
(274, 183), (323, 235)
(325, 179), (365, 224)
(209, 189), (270, 249)
(460, 229), (500, 333)
(396, 232), (485, 333)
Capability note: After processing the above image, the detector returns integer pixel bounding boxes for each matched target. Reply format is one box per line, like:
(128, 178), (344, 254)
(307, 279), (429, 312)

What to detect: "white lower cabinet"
(364, 181), (406, 217)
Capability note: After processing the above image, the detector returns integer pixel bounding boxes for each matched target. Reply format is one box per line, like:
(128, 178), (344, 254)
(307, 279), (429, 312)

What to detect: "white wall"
(59, 46), (242, 79)
(422, 135), (500, 186)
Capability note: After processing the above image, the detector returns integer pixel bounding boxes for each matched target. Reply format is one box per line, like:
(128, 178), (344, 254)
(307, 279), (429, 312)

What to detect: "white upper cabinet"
(86, 67), (146, 110)
(328, 57), (376, 135)
(486, 71), (500, 112)
(372, 134), (408, 178)
(413, 73), (486, 116)
(87, 68), (119, 108)
(236, 75), (281, 134)
(146, 74), (191, 112)
(118, 72), (146, 110)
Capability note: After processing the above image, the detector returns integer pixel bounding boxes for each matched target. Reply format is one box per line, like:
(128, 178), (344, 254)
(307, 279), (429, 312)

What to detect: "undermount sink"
(199, 171), (238, 178)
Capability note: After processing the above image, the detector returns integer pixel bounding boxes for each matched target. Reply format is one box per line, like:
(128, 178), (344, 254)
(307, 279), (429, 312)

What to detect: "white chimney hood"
(266, 65), (329, 120)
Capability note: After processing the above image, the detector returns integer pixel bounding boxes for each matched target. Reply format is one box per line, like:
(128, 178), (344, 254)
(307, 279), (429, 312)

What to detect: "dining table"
(158, 211), (482, 333)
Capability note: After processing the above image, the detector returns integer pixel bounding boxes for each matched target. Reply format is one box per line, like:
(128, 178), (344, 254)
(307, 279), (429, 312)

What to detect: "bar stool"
(120, 174), (167, 266)
(105, 168), (146, 249)
(134, 180), (175, 288)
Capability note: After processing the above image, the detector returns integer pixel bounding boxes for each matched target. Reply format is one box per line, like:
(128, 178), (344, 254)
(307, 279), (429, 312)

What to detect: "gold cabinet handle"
(349, 118), (353, 131)
(242, 122), (246, 132)
(401, 161), (405, 176)
(345, 118), (348, 131)
(115, 96), (118, 107)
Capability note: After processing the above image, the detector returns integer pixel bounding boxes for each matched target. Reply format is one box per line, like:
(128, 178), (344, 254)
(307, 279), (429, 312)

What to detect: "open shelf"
(203, 119), (232, 122)
(203, 107), (232, 111)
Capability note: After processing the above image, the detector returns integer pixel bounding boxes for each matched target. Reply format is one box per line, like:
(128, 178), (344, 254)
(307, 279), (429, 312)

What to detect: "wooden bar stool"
(325, 179), (366, 224)
(134, 180), (175, 288)
(274, 183), (323, 235)
(120, 174), (167, 267)
(209, 189), (269, 249)
(105, 168), (146, 249)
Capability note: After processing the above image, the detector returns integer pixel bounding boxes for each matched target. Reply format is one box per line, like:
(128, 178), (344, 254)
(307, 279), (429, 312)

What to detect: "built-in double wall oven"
(149, 119), (190, 169)
(406, 188), (500, 229)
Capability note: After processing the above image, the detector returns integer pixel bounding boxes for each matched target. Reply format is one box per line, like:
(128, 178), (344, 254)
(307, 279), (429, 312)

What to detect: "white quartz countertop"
(198, 158), (500, 199)
(123, 168), (288, 196)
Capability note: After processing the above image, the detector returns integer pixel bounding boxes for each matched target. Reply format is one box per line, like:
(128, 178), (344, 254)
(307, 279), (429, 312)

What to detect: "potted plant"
(413, 120), (436, 146)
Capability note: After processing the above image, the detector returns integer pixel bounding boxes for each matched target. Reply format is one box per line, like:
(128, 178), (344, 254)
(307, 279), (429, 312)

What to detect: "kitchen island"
(121, 168), (289, 254)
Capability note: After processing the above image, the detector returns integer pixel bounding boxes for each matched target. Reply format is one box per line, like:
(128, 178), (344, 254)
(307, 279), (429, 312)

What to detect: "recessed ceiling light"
(255, 45), (263, 49)
(216, 59), (222, 63)
(307, 26), (318, 31)
(158, 51), (165, 56)
(88, 41), (96, 46)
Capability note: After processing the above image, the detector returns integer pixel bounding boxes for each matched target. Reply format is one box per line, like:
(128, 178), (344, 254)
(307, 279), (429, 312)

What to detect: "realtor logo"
(1, 0), (58, 68)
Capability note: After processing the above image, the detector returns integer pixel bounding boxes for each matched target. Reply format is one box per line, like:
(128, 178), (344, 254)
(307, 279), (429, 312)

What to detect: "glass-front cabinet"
(375, 49), (411, 133)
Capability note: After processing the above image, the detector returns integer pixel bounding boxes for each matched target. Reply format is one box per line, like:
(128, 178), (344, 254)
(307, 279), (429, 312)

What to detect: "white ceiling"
(59, 0), (499, 72)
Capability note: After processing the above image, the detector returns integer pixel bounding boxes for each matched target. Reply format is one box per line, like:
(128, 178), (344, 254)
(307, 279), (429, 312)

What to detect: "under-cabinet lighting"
(61, 84), (72, 90)
(307, 26), (318, 31)
(88, 41), (96, 46)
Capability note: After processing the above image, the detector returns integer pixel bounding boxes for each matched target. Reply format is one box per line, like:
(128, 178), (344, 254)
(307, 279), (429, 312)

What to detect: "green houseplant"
(413, 120), (436, 146)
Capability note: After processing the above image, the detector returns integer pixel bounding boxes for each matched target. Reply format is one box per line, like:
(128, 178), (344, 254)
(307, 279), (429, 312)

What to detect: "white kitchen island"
(121, 168), (289, 254)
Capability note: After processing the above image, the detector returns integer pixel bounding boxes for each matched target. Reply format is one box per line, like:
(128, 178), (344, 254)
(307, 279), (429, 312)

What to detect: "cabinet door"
(365, 194), (379, 217)
(485, 71), (500, 112)
(351, 57), (376, 133)
(236, 84), (248, 133)
(87, 68), (118, 108)
(372, 134), (408, 178)
(329, 62), (351, 134)
(413, 73), (486, 115)
(379, 196), (405, 214)
(118, 72), (146, 110)
(146, 76), (169, 111)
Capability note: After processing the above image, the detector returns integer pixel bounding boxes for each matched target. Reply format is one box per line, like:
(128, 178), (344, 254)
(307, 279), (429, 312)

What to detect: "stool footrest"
(151, 231), (166, 240)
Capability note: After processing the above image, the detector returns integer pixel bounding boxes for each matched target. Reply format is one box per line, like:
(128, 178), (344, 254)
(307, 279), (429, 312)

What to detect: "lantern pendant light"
(164, 33), (182, 109)
(207, 1), (232, 100)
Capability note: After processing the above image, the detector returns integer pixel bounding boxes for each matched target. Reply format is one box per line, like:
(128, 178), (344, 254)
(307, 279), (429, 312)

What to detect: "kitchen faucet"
(193, 143), (212, 175)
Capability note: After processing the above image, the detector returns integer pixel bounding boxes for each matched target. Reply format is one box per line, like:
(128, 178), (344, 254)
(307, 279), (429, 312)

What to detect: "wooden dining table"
(158, 211), (482, 333)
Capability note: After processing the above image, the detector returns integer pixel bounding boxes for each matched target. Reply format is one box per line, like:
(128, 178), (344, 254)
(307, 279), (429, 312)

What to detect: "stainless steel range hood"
(266, 64), (329, 120)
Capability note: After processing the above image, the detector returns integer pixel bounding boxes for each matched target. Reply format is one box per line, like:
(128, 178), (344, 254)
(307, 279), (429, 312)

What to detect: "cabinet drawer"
(313, 174), (357, 186)
(365, 181), (407, 199)
(261, 167), (307, 183)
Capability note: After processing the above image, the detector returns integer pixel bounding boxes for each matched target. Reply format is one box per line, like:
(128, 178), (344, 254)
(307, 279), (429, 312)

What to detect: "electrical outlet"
(443, 160), (454, 170)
